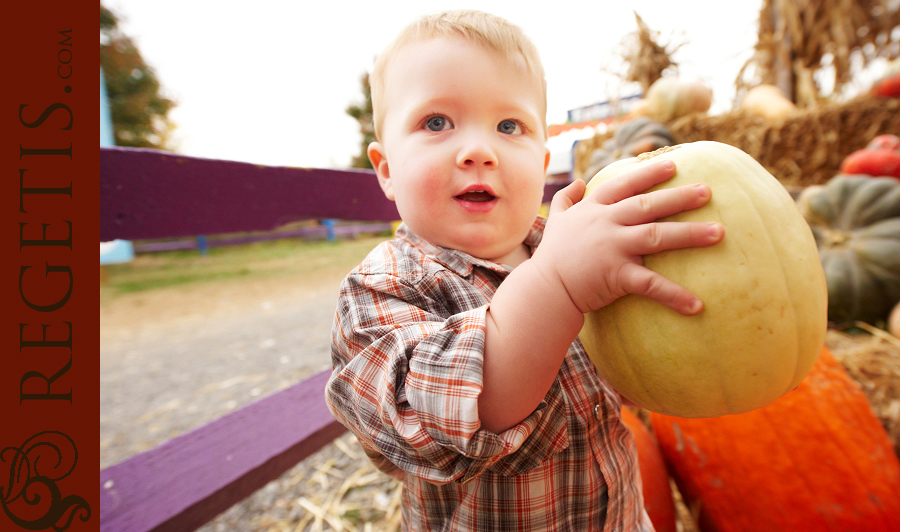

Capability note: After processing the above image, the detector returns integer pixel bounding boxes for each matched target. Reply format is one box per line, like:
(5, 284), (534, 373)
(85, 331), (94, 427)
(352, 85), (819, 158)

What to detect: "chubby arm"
(327, 261), (571, 483)
(479, 160), (724, 432)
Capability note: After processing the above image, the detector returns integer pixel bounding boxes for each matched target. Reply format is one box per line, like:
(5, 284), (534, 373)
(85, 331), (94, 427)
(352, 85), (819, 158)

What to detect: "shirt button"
(593, 404), (601, 420)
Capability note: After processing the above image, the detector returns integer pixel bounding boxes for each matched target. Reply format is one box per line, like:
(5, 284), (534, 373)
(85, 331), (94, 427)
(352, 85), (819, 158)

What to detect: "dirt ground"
(101, 268), (337, 467)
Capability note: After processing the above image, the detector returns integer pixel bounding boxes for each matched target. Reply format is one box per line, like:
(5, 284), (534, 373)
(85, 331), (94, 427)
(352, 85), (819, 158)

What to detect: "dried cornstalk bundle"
(599, 11), (684, 96)
(737, 0), (900, 106)
(624, 12), (683, 94)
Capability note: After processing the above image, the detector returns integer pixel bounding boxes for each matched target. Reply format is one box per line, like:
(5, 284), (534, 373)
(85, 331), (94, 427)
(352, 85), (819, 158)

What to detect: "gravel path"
(100, 280), (336, 468)
(100, 243), (401, 531)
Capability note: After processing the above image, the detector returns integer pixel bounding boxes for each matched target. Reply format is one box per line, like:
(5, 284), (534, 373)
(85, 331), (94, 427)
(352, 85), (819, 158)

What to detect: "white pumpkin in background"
(644, 78), (713, 122)
(740, 84), (797, 122)
(890, 300), (900, 338)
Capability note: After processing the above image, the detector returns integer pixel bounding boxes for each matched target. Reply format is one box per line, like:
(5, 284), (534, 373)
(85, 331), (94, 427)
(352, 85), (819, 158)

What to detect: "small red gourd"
(649, 347), (900, 532)
(872, 74), (900, 97)
(840, 134), (900, 179)
(868, 134), (900, 152)
(620, 408), (677, 532)
(871, 58), (900, 97)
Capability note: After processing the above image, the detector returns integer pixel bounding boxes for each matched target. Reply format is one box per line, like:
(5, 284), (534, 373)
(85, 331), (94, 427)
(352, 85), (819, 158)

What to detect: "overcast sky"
(104, 0), (763, 169)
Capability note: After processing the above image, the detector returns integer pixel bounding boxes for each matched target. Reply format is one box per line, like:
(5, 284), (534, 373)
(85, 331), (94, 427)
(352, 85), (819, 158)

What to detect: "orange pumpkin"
(649, 347), (900, 532)
(620, 408), (677, 532)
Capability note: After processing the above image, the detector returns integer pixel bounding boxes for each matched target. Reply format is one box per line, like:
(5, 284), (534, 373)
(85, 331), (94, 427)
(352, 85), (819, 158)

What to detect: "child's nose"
(456, 133), (498, 168)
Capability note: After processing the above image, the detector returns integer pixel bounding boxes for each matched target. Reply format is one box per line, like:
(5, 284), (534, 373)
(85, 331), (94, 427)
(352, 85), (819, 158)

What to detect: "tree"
(346, 72), (374, 169)
(100, 3), (176, 149)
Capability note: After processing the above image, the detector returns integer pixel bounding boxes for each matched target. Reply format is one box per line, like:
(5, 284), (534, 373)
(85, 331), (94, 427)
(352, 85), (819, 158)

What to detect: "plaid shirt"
(326, 219), (653, 532)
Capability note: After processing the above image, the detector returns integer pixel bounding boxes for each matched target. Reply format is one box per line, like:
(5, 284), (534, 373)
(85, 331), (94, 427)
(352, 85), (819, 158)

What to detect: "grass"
(101, 234), (390, 297)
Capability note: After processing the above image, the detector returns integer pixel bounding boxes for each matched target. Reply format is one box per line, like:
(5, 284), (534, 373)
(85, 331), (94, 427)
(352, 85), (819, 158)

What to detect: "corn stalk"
(738, 0), (900, 106)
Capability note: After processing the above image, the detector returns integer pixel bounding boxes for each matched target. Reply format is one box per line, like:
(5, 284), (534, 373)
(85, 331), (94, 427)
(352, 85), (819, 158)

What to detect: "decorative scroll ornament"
(1, 431), (91, 530)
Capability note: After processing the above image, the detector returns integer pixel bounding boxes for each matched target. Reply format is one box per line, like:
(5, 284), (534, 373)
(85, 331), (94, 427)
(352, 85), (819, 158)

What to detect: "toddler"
(325, 9), (723, 531)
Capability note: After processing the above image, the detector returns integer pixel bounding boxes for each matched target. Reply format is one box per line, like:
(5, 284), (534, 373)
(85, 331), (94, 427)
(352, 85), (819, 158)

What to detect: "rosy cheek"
(412, 172), (445, 202)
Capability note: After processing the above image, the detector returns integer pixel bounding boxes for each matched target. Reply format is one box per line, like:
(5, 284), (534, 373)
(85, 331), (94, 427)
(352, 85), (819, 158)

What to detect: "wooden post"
(771, 0), (795, 102)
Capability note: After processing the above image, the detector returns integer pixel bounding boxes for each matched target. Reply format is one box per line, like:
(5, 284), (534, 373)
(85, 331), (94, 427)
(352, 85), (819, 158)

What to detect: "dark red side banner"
(1, 1), (99, 531)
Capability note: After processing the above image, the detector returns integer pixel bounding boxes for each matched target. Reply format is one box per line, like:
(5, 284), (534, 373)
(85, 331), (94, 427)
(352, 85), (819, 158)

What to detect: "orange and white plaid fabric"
(326, 219), (654, 532)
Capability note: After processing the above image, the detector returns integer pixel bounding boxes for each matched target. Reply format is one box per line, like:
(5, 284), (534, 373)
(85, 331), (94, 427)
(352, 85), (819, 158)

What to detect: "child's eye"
(498, 119), (523, 135)
(425, 116), (452, 131)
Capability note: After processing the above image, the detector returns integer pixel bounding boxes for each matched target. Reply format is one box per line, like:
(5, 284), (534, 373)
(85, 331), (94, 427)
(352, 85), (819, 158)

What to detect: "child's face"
(369, 36), (550, 264)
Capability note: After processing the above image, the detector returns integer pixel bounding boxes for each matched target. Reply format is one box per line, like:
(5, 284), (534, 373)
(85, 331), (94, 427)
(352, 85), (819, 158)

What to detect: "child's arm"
(479, 160), (724, 432)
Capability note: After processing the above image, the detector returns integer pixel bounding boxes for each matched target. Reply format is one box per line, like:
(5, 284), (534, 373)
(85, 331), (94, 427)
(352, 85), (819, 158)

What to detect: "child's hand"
(532, 160), (724, 315)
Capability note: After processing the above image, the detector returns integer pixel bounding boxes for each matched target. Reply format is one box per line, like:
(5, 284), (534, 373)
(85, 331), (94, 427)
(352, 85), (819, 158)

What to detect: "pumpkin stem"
(822, 227), (851, 248)
(637, 144), (681, 161)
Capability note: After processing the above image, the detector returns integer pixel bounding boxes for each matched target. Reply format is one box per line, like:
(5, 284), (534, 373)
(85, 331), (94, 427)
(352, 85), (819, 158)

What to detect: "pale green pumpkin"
(580, 141), (827, 418)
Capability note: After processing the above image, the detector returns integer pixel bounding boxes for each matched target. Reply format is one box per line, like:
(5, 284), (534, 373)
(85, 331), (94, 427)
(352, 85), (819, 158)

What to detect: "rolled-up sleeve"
(325, 263), (570, 485)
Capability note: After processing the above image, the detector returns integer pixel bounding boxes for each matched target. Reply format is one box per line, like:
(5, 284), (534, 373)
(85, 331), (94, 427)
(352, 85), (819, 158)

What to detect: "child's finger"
(548, 179), (586, 216)
(618, 221), (724, 256)
(613, 183), (712, 226)
(618, 263), (704, 315)
(586, 160), (676, 205)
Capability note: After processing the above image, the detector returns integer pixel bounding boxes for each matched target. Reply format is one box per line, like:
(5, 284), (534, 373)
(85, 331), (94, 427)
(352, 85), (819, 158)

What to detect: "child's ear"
(368, 142), (394, 200)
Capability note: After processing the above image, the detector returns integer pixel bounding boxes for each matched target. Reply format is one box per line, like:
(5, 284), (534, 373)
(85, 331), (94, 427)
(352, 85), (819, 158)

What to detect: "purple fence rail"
(100, 371), (345, 532)
(100, 147), (396, 241)
(133, 222), (395, 253)
(99, 146), (570, 531)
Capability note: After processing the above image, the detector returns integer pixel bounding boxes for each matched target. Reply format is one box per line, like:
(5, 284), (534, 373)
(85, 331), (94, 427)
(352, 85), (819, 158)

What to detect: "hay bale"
(574, 94), (900, 185)
(827, 327), (900, 458)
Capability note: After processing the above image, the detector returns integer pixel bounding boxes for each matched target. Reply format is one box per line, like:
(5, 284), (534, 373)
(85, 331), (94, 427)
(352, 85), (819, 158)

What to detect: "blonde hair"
(369, 9), (547, 141)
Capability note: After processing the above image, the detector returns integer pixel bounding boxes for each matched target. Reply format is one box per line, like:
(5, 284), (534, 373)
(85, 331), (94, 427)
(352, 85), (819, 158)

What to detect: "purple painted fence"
(100, 147), (568, 242)
(100, 147), (395, 241)
(99, 147), (571, 531)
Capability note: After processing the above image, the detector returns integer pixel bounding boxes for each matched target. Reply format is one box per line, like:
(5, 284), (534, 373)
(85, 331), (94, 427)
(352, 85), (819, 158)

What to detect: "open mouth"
(455, 190), (496, 202)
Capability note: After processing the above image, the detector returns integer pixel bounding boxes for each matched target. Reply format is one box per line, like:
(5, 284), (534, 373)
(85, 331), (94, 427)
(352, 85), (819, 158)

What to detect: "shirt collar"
(394, 217), (546, 278)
